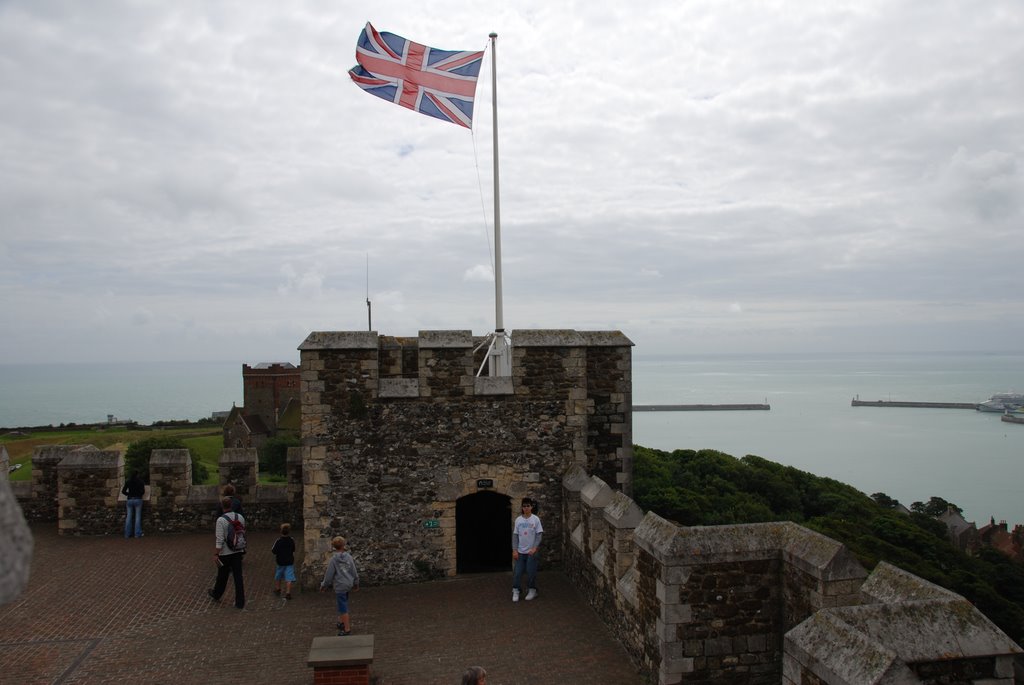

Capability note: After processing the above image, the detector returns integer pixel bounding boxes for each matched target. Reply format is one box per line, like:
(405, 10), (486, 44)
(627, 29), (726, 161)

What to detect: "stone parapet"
(149, 449), (191, 510)
(0, 473), (32, 605)
(785, 562), (1023, 685)
(564, 474), (1022, 685)
(218, 448), (258, 500)
(57, 448), (123, 535)
(14, 444), (304, 536)
(24, 444), (85, 522)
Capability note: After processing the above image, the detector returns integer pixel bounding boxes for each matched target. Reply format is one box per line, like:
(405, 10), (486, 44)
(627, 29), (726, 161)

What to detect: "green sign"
(423, 519), (440, 529)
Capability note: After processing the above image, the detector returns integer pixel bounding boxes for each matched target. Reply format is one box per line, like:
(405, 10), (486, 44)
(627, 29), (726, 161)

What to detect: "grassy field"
(3, 425), (223, 484)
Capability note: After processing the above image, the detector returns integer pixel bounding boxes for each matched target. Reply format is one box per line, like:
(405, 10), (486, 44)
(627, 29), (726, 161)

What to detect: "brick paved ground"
(0, 526), (646, 685)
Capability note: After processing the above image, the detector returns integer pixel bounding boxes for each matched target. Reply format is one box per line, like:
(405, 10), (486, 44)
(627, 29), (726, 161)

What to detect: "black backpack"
(222, 513), (247, 552)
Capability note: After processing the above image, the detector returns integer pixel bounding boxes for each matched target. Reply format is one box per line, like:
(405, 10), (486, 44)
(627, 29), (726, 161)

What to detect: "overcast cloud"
(1, 0), (1022, 363)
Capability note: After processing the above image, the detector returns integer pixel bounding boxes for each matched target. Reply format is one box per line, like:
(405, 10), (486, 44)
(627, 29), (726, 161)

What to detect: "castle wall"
(298, 329), (634, 586)
(13, 445), (302, 535)
(562, 467), (1022, 685)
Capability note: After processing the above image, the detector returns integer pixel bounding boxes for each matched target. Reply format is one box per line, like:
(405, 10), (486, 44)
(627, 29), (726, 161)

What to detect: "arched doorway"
(456, 491), (512, 573)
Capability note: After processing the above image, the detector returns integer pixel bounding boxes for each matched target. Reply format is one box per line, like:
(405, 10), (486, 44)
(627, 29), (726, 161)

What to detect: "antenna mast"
(366, 253), (372, 331)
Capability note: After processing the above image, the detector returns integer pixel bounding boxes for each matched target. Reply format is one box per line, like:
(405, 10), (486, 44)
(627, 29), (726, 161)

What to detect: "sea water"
(1, 353), (1021, 525)
(0, 362), (242, 428)
(633, 352), (1024, 527)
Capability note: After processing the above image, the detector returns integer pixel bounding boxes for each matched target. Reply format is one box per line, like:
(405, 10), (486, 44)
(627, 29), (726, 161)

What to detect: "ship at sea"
(976, 392), (1024, 413)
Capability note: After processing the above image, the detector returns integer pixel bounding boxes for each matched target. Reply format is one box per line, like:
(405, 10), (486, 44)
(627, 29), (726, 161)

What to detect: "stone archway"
(456, 491), (512, 573)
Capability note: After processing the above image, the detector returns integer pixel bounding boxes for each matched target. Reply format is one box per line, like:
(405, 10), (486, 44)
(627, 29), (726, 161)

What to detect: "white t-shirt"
(513, 513), (543, 554)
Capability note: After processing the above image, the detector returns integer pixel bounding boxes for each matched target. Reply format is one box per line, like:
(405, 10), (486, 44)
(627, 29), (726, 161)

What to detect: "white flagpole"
(487, 31), (511, 376)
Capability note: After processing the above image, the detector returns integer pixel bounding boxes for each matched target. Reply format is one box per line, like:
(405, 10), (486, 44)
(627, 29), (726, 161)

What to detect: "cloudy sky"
(2, 0), (1022, 364)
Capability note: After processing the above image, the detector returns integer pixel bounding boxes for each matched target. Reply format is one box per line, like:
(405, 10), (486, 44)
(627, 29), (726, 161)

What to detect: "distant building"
(222, 362), (300, 449)
(978, 517), (1024, 563)
(937, 506), (979, 553)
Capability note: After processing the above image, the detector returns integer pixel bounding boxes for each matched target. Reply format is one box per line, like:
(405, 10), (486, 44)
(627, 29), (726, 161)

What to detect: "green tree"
(125, 436), (208, 485)
(871, 492), (900, 509)
(259, 435), (300, 477)
(910, 496), (961, 517)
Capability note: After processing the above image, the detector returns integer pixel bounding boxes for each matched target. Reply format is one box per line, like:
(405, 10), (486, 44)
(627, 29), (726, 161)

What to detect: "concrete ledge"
(418, 330), (473, 349)
(860, 561), (961, 604)
(307, 634), (374, 667)
(56, 449), (121, 470)
(299, 331), (379, 350)
(150, 449), (190, 467)
(578, 330), (634, 347)
(513, 329), (586, 347)
(32, 445), (86, 466)
(562, 465), (590, 492)
(604, 491), (644, 529)
(581, 476), (615, 508)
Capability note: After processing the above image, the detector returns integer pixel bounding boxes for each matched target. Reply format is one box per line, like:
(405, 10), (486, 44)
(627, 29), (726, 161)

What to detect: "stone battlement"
(13, 444), (304, 534)
(562, 466), (1023, 685)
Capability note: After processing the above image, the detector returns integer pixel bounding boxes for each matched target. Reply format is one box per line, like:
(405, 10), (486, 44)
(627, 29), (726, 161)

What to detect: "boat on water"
(977, 392), (1024, 413)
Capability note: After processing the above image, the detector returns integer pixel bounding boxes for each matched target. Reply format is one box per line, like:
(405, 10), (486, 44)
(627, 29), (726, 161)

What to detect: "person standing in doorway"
(121, 471), (145, 539)
(511, 497), (543, 602)
(208, 496), (246, 609)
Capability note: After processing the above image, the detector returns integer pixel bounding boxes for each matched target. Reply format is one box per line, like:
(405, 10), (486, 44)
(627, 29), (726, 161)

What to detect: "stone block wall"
(57, 447), (123, 535)
(562, 467), (1023, 685)
(19, 445), (86, 523)
(298, 329), (634, 587)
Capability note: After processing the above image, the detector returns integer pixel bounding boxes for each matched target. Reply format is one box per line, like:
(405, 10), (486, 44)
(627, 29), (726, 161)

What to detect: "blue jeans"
(512, 552), (538, 591)
(124, 498), (143, 538)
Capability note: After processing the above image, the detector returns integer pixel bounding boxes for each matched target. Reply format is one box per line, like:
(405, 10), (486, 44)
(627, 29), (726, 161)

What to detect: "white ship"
(976, 392), (1024, 413)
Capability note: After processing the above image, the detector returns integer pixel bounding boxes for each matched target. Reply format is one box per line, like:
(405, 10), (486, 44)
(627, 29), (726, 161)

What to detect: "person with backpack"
(208, 496), (246, 609)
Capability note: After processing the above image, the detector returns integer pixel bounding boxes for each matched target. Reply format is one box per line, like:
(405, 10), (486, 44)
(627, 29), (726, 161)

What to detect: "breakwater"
(1001, 414), (1024, 425)
(634, 403), (770, 411)
(850, 399), (977, 409)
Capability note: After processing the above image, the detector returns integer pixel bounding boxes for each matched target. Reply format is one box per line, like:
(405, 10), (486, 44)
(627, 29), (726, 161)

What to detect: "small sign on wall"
(477, 479), (494, 488)
(423, 519), (440, 529)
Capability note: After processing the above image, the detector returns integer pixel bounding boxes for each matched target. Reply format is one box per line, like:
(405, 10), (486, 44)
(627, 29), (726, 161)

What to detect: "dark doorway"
(456, 491), (512, 573)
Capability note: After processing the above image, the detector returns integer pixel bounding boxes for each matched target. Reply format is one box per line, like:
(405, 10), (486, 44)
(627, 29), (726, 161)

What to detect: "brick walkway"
(0, 526), (645, 685)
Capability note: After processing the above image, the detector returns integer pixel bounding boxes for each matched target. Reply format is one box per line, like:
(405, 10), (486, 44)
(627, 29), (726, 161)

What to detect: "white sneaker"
(525, 589), (537, 601)
(512, 589), (520, 602)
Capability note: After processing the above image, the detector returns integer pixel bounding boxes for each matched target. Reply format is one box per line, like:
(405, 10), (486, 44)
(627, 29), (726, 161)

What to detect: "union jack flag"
(348, 23), (484, 129)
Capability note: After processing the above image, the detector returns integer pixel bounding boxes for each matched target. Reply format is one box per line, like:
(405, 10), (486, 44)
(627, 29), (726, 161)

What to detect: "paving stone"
(0, 525), (644, 685)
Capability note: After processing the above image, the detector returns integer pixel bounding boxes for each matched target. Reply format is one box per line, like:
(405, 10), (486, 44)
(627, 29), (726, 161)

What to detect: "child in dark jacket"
(271, 523), (296, 599)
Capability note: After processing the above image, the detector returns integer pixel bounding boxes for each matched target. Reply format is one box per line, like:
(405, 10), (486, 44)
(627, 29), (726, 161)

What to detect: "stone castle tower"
(298, 329), (633, 583)
(242, 362), (300, 429)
